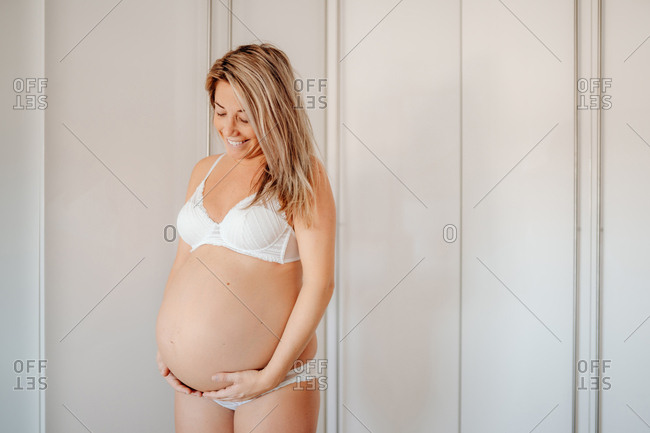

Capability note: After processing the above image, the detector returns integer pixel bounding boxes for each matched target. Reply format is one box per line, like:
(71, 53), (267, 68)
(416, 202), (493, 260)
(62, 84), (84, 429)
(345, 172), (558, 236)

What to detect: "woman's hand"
(202, 369), (276, 402)
(156, 350), (203, 397)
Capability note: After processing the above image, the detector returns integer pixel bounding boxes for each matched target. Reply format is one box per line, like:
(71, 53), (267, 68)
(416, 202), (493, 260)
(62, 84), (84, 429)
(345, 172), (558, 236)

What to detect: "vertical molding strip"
(572, 0), (579, 432)
(206, 0), (213, 156)
(39, 0), (46, 430)
(228, 0), (233, 50)
(325, 1), (340, 432)
(458, 0), (463, 432)
(576, 1), (603, 430)
(595, 0), (603, 431)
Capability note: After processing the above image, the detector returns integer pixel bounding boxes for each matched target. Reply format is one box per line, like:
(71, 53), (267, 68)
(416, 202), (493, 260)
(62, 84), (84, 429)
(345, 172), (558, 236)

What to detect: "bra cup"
(177, 199), (210, 247)
(221, 199), (288, 250)
(177, 154), (300, 263)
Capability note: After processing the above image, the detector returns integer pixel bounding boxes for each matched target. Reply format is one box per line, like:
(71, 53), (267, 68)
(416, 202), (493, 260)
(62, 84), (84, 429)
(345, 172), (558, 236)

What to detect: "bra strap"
(202, 153), (226, 183)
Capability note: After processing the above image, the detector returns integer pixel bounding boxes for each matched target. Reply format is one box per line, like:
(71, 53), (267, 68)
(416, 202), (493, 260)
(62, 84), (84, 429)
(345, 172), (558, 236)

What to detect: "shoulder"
(183, 153), (224, 199)
(296, 154), (335, 228)
(308, 154), (327, 181)
(309, 155), (331, 193)
(190, 153), (223, 182)
(197, 153), (223, 173)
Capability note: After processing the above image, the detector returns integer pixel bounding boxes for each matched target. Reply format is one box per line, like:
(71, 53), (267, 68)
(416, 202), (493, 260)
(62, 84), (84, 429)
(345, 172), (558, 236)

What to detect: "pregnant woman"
(155, 43), (336, 433)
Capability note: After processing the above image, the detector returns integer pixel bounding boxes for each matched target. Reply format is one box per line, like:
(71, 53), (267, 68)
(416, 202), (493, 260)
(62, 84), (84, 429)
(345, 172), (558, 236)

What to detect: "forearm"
(263, 282), (334, 386)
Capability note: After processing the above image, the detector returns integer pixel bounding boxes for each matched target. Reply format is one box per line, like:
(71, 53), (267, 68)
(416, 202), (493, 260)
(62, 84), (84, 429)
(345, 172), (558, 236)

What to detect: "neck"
(233, 145), (265, 165)
(232, 153), (265, 168)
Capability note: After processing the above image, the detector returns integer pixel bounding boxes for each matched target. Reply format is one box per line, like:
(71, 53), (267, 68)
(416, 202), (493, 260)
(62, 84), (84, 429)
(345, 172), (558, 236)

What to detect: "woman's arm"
(261, 158), (336, 387)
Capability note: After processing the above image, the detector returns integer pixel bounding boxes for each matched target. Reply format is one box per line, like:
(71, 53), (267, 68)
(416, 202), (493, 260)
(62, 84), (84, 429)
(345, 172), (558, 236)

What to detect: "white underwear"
(212, 367), (319, 411)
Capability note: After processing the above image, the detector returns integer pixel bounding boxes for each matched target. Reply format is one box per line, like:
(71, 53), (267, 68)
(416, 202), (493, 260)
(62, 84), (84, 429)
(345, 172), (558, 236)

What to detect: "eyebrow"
(214, 100), (244, 113)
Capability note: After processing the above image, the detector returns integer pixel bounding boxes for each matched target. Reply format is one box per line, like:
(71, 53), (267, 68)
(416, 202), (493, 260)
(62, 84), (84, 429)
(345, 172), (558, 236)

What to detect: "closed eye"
(215, 112), (248, 124)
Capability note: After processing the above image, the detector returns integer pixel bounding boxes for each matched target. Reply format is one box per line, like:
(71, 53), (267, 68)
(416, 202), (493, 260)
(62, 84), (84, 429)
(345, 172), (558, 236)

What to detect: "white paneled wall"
(1, 1), (44, 432)
(339, 0), (461, 431)
(461, 0), (575, 431)
(44, 1), (209, 432)
(338, 0), (649, 432)
(1, 1), (646, 432)
(601, 0), (650, 431)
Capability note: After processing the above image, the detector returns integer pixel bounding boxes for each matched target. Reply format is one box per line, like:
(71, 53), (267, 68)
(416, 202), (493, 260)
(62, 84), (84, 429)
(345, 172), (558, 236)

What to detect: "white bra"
(176, 153), (300, 264)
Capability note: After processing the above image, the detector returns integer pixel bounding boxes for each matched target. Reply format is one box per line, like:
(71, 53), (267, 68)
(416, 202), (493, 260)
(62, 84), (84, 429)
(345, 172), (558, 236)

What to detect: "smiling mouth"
(227, 138), (249, 147)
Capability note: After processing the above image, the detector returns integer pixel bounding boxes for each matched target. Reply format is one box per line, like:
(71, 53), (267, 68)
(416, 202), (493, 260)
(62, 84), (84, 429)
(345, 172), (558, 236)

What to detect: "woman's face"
(213, 80), (259, 159)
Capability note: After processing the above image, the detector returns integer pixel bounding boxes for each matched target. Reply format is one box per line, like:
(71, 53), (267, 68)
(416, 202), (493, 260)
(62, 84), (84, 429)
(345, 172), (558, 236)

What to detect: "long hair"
(205, 43), (321, 228)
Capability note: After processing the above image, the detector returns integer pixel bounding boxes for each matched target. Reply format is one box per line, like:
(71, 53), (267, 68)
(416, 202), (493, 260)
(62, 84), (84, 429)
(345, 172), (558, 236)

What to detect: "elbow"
(304, 281), (334, 298)
(302, 276), (335, 297)
(324, 279), (335, 298)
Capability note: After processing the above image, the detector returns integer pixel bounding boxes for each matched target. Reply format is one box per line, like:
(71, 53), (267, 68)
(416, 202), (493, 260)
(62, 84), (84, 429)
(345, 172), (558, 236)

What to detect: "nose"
(219, 114), (238, 136)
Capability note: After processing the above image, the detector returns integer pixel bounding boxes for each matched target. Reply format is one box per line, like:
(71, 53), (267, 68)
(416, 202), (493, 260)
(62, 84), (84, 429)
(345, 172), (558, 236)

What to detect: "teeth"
(228, 139), (247, 146)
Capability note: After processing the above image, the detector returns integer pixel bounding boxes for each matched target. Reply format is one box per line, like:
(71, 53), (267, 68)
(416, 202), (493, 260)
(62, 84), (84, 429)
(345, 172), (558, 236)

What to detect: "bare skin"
(156, 80), (334, 432)
(155, 201), (317, 391)
(173, 377), (319, 433)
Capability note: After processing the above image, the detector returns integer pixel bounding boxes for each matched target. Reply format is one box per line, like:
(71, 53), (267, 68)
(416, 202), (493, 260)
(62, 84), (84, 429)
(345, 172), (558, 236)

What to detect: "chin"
(228, 144), (257, 157)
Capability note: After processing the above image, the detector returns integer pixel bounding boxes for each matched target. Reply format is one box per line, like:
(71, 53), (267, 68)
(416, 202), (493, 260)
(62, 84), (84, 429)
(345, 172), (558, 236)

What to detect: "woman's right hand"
(157, 350), (203, 397)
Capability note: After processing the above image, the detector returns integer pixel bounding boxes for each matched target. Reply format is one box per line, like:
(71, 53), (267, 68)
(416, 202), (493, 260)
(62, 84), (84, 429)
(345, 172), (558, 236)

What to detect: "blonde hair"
(205, 43), (321, 228)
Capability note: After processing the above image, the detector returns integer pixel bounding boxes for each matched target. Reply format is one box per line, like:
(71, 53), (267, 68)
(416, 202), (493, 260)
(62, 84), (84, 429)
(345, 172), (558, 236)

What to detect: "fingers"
(201, 390), (247, 402)
(157, 360), (170, 377)
(201, 383), (237, 400)
(202, 391), (229, 400)
(156, 351), (202, 397)
(164, 372), (202, 397)
(156, 351), (170, 376)
(165, 372), (189, 392)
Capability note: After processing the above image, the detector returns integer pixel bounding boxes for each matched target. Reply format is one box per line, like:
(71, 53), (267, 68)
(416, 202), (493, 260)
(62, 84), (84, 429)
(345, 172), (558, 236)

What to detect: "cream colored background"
(2, 0), (649, 432)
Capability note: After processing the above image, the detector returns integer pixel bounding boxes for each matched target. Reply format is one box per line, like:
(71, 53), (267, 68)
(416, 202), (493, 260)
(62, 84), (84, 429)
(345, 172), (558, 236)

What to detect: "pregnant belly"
(155, 246), (314, 392)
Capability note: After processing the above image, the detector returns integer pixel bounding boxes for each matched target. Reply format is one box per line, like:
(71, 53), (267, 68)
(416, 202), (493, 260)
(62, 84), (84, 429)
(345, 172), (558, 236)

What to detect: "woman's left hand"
(202, 369), (275, 402)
